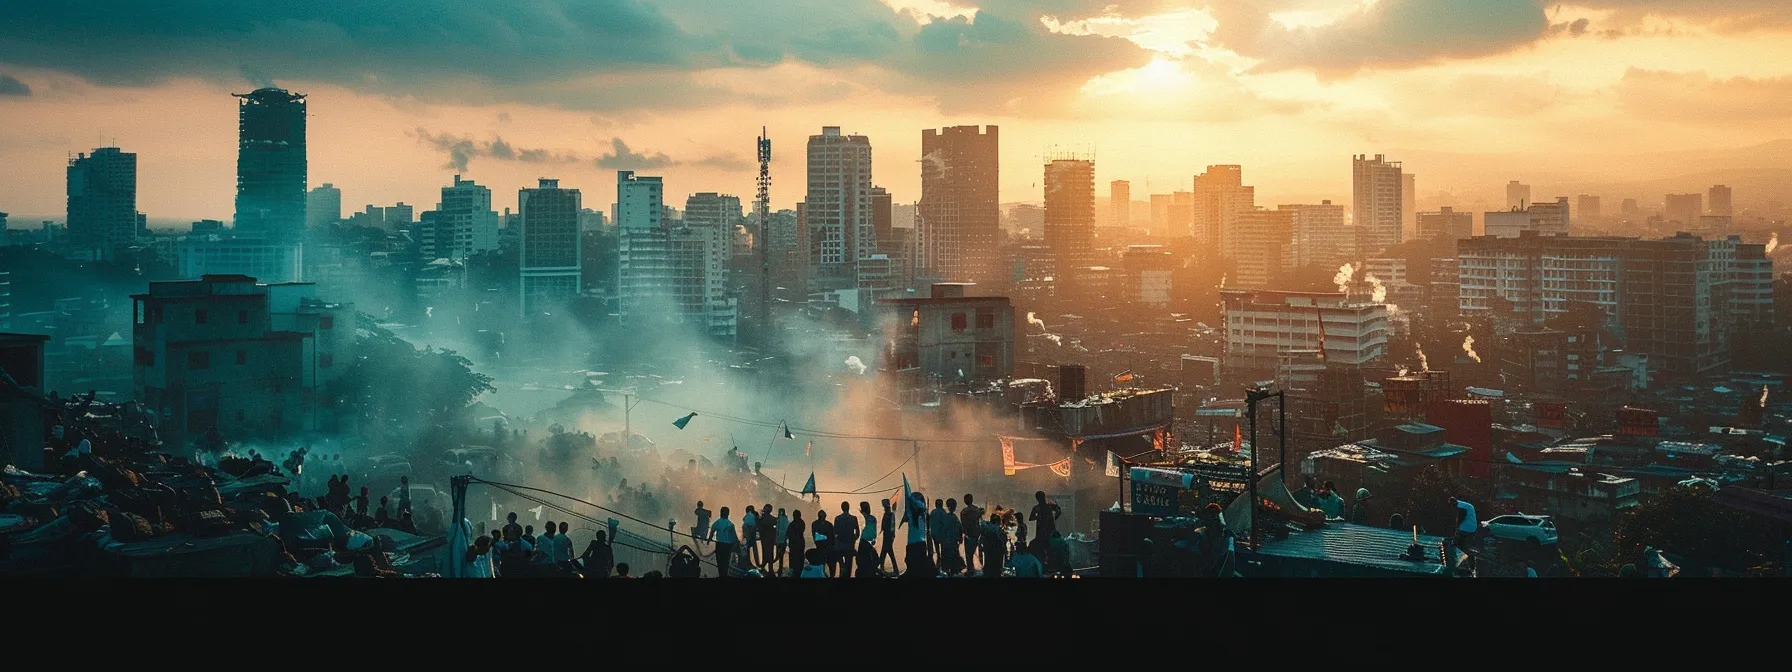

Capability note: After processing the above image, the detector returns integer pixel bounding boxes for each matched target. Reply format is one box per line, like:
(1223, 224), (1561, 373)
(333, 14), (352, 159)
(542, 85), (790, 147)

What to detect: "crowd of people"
(686, 489), (1076, 578)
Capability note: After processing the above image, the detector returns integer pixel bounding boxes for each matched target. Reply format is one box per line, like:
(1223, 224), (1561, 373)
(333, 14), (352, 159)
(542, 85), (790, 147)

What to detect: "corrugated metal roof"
(1252, 523), (1452, 576)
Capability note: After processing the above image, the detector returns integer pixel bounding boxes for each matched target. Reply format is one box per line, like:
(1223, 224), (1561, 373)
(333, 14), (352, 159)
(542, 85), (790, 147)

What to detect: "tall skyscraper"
(1506, 180), (1531, 210)
(617, 180), (737, 339)
(806, 127), (875, 292)
(306, 184), (341, 229)
(918, 125), (999, 286)
(1194, 165), (1251, 254)
(233, 88), (307, 243)
(519, 178), (582, 316)
(66, 146), (137, 256)
(1044, 157), (1095, 282)
(1232, 208), (1295, 289)
(1576, 195), (1601, 223)
(1708, 184), (1733, 216)
(1110, 180), (1131, 229)
(1353, 155), (1405, 254)
(1283, 201), (1353, 270)
(419, 175), (498, 260)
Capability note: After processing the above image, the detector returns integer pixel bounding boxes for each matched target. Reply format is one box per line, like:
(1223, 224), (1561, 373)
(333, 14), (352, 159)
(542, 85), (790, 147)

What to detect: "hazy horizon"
(6, 1), (1792, 221)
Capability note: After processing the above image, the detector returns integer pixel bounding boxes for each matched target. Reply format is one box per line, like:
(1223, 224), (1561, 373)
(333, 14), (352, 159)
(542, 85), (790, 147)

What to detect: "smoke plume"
(1365, 273), (1387, 304)
(1768, 232), (1780, 255)
(1027, 311), (1063, 347)
(1416, 343), (1430, 372)
(1462, 335), (1481, 363)
(844, 356), (867, 375)
(1332, 263), (1355, 294)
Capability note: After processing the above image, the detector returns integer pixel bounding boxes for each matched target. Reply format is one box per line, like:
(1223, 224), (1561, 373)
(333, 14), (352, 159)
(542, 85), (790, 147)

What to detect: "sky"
(4, 0), (1792, 222)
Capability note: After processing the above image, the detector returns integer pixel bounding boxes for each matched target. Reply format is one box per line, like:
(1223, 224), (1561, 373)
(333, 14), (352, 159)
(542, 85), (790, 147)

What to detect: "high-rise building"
(1109, 180), (1131, 230)
(1576, 195), (1601, 223)
(1149, 193), (1172, 237)
(66, 146), (138, 256)
(807, 127), (876, 292)
(1402, 172), (1417, 241)
(518, 178), (582, 316)
(306, 184), (341, 229)
(1621, 199), (1640, 218)
(918, 125), (999, 287)
(1123, 245), (1173, 308)
(1506, 180), (1531, 210)
(1484, 197), (1570, 238)
(1282, 201), (1353, 271)
(418, 175), (499, 260)
(1416, 206), (1473, 240)
(616, 191), (738, 339)
(1708, 185), (1733, 216)
(233, 88), (307, 244)
(1457, 232), (1771, 377)
(1194, 165), (1252, 254)
(1353, 155), (1404, 254)
(1232, 208), (1294, 289)
(1665, 193), (1702, 227)
(1043, 157), (1095, 283)
(1222, 289), (1391, 381)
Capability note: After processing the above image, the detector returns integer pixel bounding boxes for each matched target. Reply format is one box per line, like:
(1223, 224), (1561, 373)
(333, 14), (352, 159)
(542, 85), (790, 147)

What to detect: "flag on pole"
(1049, 458), (1072, 478)
(673, 412), (698, 429)
(1001, 436), (1017, 476)
(782, 421), (795, 439)
(801, 472), (816, 496)
(1106, 450), (1123, 478)
(528, 505), (544, 521)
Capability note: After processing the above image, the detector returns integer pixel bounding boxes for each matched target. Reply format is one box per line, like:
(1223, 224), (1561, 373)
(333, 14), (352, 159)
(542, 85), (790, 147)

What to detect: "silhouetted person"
(878, 499), (898, 573)
(980, 512), (1006, 577)
(959, 493), (984, 575)
(709, 506), (738, 578)
(757, 503), (778, 570)
(580, 531), (614, 578)
(1029, 491), (1061, 545)
(785, 509), (807, 578)
(811, 509), (835, 577)
(901, 492), (934, 578)
(693, 501), (712, 541)
(833, 501), (859, 579)
(614, 563), (632, 578)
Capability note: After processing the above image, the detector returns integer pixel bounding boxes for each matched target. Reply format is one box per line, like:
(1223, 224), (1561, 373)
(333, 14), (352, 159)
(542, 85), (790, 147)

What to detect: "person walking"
(785, 509), (807, 578)
(878, 498), (898, 573)
(857, 501), (879, 577)
(709, 506), (738, 578)
(928, 499), (949, 561)
(693, 501), (712, 542)
(833, 501), (860, 579)
(741, 504), (761, 569)
(959, 494), (984, 576)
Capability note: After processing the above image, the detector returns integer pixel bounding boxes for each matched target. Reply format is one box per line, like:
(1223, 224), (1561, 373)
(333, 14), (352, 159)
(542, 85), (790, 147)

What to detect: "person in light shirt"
(709, 506), (738, 579)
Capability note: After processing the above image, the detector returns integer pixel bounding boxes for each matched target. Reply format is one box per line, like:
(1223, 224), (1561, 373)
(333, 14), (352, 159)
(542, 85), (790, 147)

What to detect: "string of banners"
(998, 436), (1072, 478)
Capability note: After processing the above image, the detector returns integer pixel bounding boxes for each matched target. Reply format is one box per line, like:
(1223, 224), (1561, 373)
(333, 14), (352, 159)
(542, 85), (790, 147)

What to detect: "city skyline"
(5, 2), (1792, 221)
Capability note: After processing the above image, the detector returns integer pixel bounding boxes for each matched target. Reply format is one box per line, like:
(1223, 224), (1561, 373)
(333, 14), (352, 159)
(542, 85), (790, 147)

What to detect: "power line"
(633, 396), (993, 444)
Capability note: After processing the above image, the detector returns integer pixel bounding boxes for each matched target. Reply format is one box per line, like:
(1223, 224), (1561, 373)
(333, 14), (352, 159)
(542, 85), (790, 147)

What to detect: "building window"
(321, 316), (334, 330)
(238, 310), (248, 325)
(976, 309), (995, 330)
(236, 350), (246, 365)
(320, 353), (334, 368)
(195, 310), (208, 325)
(187, 351), (210, 370)
(977, 353), (995, 367)
(951, 312), (967, 332)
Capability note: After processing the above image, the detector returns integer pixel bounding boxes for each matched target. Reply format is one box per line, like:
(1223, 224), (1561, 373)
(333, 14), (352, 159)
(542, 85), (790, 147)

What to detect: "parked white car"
(1482, 514), (1558, 546)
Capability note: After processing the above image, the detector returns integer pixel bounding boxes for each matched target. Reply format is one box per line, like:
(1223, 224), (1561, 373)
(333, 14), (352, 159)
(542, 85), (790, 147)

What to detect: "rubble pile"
(0, 392), (440, 577)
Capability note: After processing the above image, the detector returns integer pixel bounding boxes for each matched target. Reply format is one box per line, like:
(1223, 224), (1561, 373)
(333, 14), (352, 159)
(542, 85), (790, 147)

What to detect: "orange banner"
(1001, 436), (1016, 476)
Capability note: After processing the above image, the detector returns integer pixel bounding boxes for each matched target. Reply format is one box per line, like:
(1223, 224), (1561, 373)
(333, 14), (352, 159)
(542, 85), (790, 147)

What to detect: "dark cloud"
(0, 1), (1156, 116)
(0, 74), (29, 96)
(1213, 0), (1552, 75)
(411, 128), (579, 171)
(1616, 68), (1792, 124)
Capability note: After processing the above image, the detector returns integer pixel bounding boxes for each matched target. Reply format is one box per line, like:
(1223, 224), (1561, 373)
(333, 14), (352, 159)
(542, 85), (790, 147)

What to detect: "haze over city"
(5, 1), (1792, 220)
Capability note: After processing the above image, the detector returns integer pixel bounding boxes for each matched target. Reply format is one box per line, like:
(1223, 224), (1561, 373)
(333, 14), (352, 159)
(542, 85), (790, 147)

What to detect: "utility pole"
(1245, 386), (1283, 551)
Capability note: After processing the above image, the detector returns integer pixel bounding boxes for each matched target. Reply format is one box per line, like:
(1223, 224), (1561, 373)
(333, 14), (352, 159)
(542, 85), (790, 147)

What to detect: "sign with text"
(1129, 467), (1190, 516)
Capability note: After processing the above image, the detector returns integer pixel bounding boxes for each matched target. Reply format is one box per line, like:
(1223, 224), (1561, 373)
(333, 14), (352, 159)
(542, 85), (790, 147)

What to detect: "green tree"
(339, 313), (495, 431)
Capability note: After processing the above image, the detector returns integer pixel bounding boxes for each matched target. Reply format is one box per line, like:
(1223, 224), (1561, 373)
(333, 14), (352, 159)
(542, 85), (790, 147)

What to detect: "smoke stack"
(1060, 364), (1086, 403)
